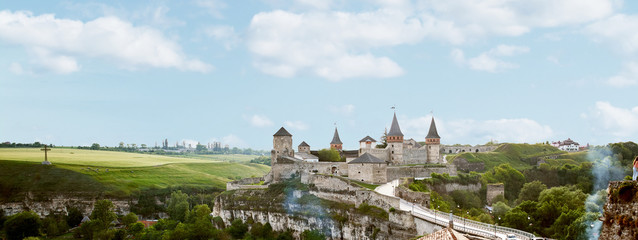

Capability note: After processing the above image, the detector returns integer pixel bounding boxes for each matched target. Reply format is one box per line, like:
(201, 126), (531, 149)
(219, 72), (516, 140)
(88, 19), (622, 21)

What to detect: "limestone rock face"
(600, 181), (638, 240)
(1, 192), (134, 217)
(213, 188), (416, 240)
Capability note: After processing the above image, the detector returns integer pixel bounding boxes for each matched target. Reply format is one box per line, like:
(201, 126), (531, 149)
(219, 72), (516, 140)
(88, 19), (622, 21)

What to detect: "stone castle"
(265, 113), (456, 184)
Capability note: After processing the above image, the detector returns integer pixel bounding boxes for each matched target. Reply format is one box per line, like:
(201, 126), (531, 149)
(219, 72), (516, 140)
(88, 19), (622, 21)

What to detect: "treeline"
(0, 142), (51, 148)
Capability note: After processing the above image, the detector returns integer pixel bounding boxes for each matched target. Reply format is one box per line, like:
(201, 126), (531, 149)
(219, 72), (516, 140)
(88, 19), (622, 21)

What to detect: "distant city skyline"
(1, 0), (637, 150)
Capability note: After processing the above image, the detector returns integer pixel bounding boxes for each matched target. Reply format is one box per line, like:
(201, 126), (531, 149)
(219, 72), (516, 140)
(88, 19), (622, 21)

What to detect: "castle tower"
(330, 127), (343, 150)
(272, 127), (293, 164)
(298, 141), (310, 153)
(425, 117), (441, 163)
(387, 112), (404, 164)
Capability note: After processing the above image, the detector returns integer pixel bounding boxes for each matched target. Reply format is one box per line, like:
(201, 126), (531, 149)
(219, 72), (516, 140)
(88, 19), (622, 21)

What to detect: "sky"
(1, 0), (638, 150)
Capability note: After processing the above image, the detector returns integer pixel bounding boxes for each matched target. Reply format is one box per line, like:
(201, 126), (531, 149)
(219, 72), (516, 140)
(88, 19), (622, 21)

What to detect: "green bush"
(3, 211), (41, 240)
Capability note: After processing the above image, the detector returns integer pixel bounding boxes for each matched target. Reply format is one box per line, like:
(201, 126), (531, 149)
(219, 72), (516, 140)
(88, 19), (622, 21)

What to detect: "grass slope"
(0, 148), (218, 167)
(0, 148), (270, 200)
(449, 143), (567, 171)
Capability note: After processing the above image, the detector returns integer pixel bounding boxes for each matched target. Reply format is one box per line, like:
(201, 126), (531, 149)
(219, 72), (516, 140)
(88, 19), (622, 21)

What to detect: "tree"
(167, 190), (189, 222)
(317, 149), (342, 162)
(121, 212), (138, 226)
(483, 164), (526, 201)
(536, 186), (587, 231)
(91, 200), (117, 226)
(376, 130), (388, 148)
(492, 201), (510, 223)
(195, 144), (207, 152)
(517, 180), (547, 203)
(119, 142), (125, 148)
(3, 211), (42, 240)
(42, 213), (69, 237)
(227, 219), (248, 239)
(66, 207), (83, 227)
(302, 229), (326, 240)
(188, 205), (214, 240)
(90, 143), (100, 150)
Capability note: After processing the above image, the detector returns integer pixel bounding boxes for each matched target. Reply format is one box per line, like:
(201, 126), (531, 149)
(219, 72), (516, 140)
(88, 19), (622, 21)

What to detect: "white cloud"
(585, 101), (638, 137)
(0, 10), (212, 74)
(246, 1), (615, 80)
(586, 14), (638, 54)
(294, 0), (334, 10)
(205, 25), (240, 50)
(247, 9), (415, 80)
(8, 62), (26, 75)
(421, 0), (616, 43)
(402, 115), (553, 144)
(194, 0), (227, 18)
(451, 45), (529, 72)
(249, 114), (273, 127)
(284, 120), (309, 131)
(606, 61), (638, 87)
(329, 104), (355, 115)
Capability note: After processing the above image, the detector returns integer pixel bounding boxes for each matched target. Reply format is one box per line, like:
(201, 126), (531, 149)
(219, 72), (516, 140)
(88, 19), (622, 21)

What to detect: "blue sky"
(1, 0), (637, 150)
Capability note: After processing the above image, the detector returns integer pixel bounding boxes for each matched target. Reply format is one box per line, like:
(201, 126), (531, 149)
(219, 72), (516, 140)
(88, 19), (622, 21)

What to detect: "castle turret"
(298, 141), (310, 153)
(272, 127), (293, 164)
(387, 112), (404, 164)
(330, 127), (343, 150)
(425, 117), (441, 163)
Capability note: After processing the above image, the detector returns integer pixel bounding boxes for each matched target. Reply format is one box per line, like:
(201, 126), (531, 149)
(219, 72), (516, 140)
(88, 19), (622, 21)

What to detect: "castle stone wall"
(441, 145), (499, 154)
(486, 183), (505, 205)
(386, 165), (457, 181)
(270, 161), (348, 182)
(348, 163), (387, 184)
(358, 148), (389, 162)
(403, 148), (428, 165)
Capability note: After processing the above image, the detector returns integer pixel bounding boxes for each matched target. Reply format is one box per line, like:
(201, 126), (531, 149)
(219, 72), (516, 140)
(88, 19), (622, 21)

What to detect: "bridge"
(376, 180), (536, 240)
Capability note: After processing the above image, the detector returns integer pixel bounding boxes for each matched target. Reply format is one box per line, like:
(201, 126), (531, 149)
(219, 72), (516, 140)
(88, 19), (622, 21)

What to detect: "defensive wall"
(303, 174), (401, 210)
(440, 145), (499, 154)
(386, 164), (457, 181)
(268, 161), (349, 182)
(452, 157), (485, 172)
(226, 177), (268, 191)
(486, 183), (505, 204)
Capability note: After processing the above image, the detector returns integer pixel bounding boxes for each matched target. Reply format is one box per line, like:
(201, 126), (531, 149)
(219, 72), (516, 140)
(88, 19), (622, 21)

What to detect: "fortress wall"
(355, 190), (400, 210)
(395, 185), (430, 208)
(441, 145), (499, 154)
(486, 184), (505, 204)
(359, 148), (389, 162)
(270, 162), (348, 182)
(386, 165), (457, 181)
(403, 149), (428, 165)
(227, 177), (266, 190)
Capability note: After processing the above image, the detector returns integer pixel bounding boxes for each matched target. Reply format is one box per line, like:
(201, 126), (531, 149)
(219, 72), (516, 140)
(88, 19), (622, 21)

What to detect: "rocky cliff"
(212, 180), (416, 240)
(600, 181), (638, 240)
(1, 192), (134, 217)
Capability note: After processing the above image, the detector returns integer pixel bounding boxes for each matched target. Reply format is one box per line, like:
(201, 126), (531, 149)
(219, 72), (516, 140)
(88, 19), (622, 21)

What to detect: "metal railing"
(411, 206), (536, 240)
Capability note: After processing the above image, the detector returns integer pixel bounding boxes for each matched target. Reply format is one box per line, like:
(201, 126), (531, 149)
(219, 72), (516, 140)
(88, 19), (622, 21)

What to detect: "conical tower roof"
(388, 112), (404, 137)
(426, 117), (440, 139)
(331, 127), (343, 145)
(273, 127), (292, 136)
(299, 141), (310, 147)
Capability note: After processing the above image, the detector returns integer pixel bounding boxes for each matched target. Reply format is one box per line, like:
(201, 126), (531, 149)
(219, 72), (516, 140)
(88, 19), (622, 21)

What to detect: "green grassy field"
(448, 143), (568, 171)
(0, 148), (270, 199)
